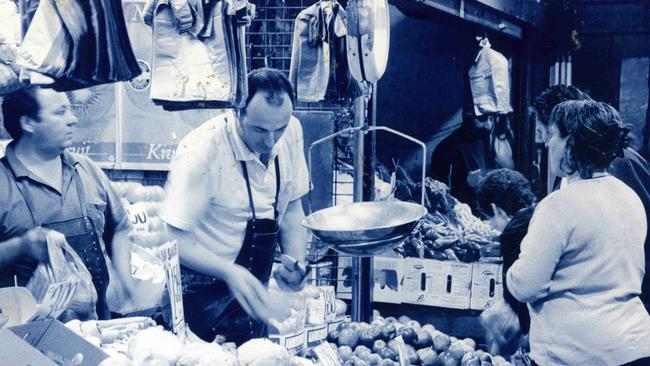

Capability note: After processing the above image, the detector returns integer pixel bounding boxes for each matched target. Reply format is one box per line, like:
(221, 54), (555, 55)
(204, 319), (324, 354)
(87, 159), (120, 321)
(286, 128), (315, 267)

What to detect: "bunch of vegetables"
(395, 178), (499, 262)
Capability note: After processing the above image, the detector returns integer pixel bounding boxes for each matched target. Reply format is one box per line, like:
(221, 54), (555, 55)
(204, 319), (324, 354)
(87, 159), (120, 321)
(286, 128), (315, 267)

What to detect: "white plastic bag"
(27, 230), (98, 321)
(469, 39), (513, 116)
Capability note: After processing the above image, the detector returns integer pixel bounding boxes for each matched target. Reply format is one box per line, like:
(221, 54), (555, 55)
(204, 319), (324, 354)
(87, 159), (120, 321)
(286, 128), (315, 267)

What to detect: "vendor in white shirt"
(160, 68), (310, 344)
(507, 100), (650, 365)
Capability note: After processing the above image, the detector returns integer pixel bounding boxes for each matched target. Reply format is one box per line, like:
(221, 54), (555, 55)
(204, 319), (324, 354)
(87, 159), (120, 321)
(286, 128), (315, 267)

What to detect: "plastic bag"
(479, 298), (527, 356)
(27, 230), (98, 321)
(468, 38), (513, 116)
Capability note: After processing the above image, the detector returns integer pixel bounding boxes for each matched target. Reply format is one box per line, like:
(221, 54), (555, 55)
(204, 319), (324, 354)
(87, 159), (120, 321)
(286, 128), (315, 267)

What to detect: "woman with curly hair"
(507, 100), (650, 365)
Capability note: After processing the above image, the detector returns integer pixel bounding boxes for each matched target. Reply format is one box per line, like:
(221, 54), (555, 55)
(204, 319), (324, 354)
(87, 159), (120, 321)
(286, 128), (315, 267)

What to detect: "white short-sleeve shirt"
(161, 110), (310, 262)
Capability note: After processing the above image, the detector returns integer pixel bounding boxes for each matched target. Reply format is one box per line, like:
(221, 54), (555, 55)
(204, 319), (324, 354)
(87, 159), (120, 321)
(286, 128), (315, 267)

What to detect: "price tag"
(313, 342), (343, 366)
(157, 240), (185, 338)
(320, 286), (337, 322)
(126, 203), (149, 232)
(394, 336), (410, 366)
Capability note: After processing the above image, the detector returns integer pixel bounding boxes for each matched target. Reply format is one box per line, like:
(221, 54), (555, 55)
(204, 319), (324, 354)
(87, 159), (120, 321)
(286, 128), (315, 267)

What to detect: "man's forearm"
(279, 199), (307, 262)
(0, 236), (25, 269)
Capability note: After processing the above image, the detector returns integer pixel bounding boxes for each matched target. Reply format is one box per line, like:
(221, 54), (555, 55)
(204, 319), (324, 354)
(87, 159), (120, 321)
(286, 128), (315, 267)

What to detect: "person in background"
(507, 100), (650, 365)
(0, 86), (137, 320)
(430, 112), (514, 211)
(476, 168), (536, 343)
(534, 84), (650, 311)
(161, 68), (311, 344)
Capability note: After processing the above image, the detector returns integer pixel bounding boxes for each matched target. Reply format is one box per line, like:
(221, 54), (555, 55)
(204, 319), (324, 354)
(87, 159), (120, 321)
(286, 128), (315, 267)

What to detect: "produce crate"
(372, 256), (405, 304)
(402, 258), (473, 309)
(470, 262), (503, 310)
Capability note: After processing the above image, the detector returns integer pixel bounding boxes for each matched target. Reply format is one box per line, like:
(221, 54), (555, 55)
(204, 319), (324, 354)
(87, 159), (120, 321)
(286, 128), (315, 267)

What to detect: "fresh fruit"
(413, 329), (434, 348)
(372, 340), (387, 354)
(448, 342), (465, 360)
(338, 321), (352, 332)
(461, 352), (480, 366)
(462, 338), (476, 349)
(418, 348), (440, 366)
(366, 353), (382, 365)
(398, 315), (411, 324)
(480, 362), (493, 366)
(380, 324), (396, 341)
(406, 320), (421, 330)
(338, 346), (354, 361)
(421, 324), (436, 335)
(379, 359), (395, 366)
(358, 329), (376, 348)
(378, 346), (398, 361)
(477, 353), (492, 363)
(327, 330), (340, 344)
(384, 316), (398, 324)
(440, 351), (460, 366)
(396, 326), (417, 345)
(339, 328), (360, 348)
(371, 319), (385, 328)
(386, 338), (400, 354)
(433, 334), (451, 352)
(354, 345), (372, 357)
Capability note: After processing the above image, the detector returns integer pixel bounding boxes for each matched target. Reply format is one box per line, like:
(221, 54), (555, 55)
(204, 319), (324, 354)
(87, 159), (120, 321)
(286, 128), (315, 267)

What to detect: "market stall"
(0, 0), (555, 364)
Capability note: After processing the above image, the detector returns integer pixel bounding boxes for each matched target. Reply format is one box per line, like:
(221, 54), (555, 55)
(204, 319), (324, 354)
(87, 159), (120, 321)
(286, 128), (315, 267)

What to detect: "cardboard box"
(373, 256), (405, 304)
(269, 329), (306, 355)
(335, 257), (352, 300)
(470, 262), (504, 310)
(0, 328), (57, 366)
(9, 319), (109, 366)
(402, 258), (473, 309)
(305, 324), (328, 348)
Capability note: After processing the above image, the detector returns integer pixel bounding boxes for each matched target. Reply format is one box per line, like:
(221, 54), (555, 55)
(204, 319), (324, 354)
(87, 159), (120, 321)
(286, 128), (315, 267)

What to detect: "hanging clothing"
(289, 0), (360, 102)
(144, 0), (252, 110)
(15, 0), (140, 91)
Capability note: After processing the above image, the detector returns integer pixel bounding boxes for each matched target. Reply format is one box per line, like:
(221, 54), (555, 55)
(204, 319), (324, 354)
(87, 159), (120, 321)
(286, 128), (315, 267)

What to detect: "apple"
(344, 360), (355, 366)
(418, 348), (440, 366)
(448, 342), (465, 360)
(396, 326), (417, 346)
(338, 321), (352, 332)
(339, 328), (360, 348)
(398, 315), (411, 324)
(433, 334), (451, 352)
(413, 330), (434, 349)
(380, 323), (396, 341)
(366, 353), (382, 365)
(379, 359), (396, 366)
(354, 345), (372, 357)
(384, 316), (398, 324)
(462, 338), (476, 349)
(480, 362), (493, 366)
(338, 346), (354, 362)
(327, 330), (340, 344)
(440, 351), (460, 366)
(460, 354), (480, 366)
(372, 340), (387, 354)
(477, 353), (493, 363)
(378, 346), (398, 361)
(359, 329), (377, 348)
(371, 319), (385, 328)
(406, 320), (422, 330)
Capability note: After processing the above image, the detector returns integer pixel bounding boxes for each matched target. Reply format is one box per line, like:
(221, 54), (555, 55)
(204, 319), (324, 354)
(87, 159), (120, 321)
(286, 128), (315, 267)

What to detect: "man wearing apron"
(0, 87), (137, 320)
(161, 68), (310, 344)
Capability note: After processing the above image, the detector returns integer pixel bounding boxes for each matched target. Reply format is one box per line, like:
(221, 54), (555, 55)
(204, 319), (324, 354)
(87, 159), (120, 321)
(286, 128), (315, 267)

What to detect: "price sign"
(157, 240), (185, 338)
(394, 336), (410, 366)
(320, 286), (337, 322)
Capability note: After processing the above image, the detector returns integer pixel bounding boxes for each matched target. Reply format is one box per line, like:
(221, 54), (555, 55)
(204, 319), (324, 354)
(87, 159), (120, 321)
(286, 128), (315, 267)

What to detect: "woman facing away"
(506, 100), (650, 366)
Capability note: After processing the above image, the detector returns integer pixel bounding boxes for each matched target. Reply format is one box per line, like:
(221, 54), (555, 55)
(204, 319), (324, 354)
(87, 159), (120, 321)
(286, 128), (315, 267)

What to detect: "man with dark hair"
(477, 169), (536, 346)
(534, 85), (650, 311)
(161, 68), (310, 343)
(0, 86), (136, 320)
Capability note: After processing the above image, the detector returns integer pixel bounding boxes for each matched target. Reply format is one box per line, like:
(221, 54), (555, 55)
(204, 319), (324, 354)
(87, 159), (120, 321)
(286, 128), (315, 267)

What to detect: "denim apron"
(1, 158), (111, 320)
(181, 156), (280, 345)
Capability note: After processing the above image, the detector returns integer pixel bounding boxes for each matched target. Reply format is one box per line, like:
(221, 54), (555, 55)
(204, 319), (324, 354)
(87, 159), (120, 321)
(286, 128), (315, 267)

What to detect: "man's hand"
(272, 254), (310, 292)
(226, 264), (290, 323)
(20, 227), (49, 262)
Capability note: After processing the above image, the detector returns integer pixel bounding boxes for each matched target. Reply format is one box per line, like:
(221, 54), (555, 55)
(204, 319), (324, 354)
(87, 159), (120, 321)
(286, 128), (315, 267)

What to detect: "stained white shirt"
(161, 110), (309, 262)
(507, 175), (650, 365)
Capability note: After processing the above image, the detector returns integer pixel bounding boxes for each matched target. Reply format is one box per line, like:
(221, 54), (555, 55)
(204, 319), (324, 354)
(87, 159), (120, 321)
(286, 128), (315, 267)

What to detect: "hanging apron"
(1, 158), (111, 320)
(181, 156), (281, 345)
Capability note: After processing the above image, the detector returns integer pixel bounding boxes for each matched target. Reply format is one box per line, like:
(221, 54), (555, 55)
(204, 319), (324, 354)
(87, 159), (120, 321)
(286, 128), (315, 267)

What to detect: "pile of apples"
(324, 312), (510, 366)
